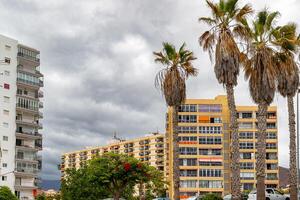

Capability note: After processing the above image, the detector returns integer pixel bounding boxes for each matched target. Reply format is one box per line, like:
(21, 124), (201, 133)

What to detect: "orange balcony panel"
(199, 116), (210, 123)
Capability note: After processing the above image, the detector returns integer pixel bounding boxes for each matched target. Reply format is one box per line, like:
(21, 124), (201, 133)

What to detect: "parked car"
(248, 188), (290, 200)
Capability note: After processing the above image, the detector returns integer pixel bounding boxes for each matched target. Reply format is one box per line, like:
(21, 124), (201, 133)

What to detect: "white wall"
(0, 34), (18, 192)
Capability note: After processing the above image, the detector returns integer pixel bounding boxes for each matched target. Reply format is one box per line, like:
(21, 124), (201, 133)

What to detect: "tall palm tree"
(238, 10), (280, 200)
(153, 42), (197, 200)
(199, 0), (252, 198)
(272, 23), (300, 200)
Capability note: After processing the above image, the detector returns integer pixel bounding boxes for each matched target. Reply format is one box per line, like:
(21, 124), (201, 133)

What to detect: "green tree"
(153, 42), (197, 200)
(61, 152), (165, 200)
(202, 193), (223, 200)
(199, 1), (252, 198)
(239, 9), (280, 200)
(272, 23), (300, 200)
(36, 194), (46, 200)
(61, 165), (110, 200)
(0, 186), (18, 200)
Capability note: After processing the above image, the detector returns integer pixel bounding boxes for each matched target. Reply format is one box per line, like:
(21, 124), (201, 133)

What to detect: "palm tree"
(272, 23), (300, 200)
(199, 0), (252, 198)
(238, 10), (280, 200)
(153, 42), (197, 200)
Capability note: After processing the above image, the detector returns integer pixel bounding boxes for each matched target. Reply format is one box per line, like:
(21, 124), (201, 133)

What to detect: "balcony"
(17, 45), (40, 67)
(38, 90), (44, 98)
(15, 155), (41, 163)
(16, 119), (42, 129)
(39, 111), (43, 119)
(16, 144), (38, 152)
(39, 101), (44, 109)
(15, 167), (39, 177)
(17, 77), (43, 89)
(17, 65), (43, 78)
(16, 130), (42, 140)
(16, 103), (38, 114)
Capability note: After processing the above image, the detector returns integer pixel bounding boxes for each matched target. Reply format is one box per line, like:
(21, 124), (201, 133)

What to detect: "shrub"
(202, 193), (223, 200)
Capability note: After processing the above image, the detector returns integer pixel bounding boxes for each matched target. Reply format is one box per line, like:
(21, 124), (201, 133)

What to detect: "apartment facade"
(61, 95), (279, 199)
(0, 35), (43, 200)
(166, 95), (279, 198)
(61, 133), (165, 176)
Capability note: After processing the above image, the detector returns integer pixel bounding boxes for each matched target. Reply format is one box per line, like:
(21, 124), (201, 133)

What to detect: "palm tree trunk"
(256, 102), (267, 200)
(288, 96), (298, 200)
(172, 106), (180, 200)
(226, 84), (241, 200)
(139, 182), (145, 200)
(113, 191), (120, 200)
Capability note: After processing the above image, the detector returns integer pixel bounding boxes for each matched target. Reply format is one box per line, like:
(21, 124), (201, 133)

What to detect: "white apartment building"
(0, 34), (43, 200)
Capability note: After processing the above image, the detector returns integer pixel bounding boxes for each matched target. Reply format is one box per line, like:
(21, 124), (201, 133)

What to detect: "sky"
(0, 0), (299, 180)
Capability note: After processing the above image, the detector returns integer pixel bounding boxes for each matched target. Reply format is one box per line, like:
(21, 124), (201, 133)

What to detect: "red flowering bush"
(124, 163), (131, 171)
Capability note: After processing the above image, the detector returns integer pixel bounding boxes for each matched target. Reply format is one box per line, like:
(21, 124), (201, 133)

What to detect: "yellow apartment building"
(60, 95), (279, 199)
(166, 95), (279, 198)
(60, 133), (165, 176)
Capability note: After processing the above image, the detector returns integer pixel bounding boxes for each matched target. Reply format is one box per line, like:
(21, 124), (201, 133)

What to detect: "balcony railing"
(17, 52), (40, 63)
(16, 130), (42, 138)
(38, 90), (44, 98)
(15, 167), (39, 174)
(39, 102), (43, 108)
(17, 77), (43, 88)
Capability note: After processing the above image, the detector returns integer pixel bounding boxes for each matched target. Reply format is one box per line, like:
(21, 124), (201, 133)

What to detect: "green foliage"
(0, 186), (18, 200)
(61, 152), (165, 199)
(201, 193), (223, 200)
(36, 194), (46, 200)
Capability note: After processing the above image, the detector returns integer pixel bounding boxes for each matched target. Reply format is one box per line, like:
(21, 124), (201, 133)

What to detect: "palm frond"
(205, 0), (221, 18)
(235, 4), (253, 22)
(198, 17), (217, 26)
(225, 0), (238, 13)
(266, 11), (280, 31)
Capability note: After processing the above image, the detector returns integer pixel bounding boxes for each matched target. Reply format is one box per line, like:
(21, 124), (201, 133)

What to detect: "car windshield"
(274, 190), (283, 195)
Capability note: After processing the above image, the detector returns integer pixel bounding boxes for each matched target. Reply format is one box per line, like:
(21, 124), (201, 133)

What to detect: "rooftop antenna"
(113, 131), (125, 142)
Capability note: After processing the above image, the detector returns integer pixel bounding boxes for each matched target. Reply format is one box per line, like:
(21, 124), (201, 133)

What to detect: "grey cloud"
(0, 0), (298, 180)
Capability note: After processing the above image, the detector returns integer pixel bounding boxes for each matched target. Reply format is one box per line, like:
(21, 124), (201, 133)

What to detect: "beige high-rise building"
(61, 95), (279, 199)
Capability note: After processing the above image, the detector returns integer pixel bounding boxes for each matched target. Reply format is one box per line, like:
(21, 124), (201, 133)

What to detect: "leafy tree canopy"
(0, 186), (18, 200)
(61, 152), (166, 200)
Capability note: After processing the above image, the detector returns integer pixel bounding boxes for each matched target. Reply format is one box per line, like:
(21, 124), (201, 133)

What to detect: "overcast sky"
(0, 0), (299, 180)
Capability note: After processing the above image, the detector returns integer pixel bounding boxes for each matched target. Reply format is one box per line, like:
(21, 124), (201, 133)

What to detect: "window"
(266, 153), (277, 160)
(239, 132), (253, 139)
(266, 173), (278, 180)
(199, 136), (222, 144)
(179, 159), (197, 166)
(240, 153), (254, 159)
(2, 163), (7, 168)
(2, 149), (8, 154)
(199, 181), (223, 188)
(178, 115), (197, 123)
(5, 45), (11, 50)
(2, 176), (7, 181)
(2, 122), (8, 128)
(267, 123), (276, 129)
(199, 126), (221, 134)
(179, 147), (197, 155)
(266, 143), (276, 149)
(180, 170), (197, 177)
(178, 126), (197, 133)
(4, 57), (10, 64)
(3, 96), (10, 103)
(240, 172), (254, 180)
(199, 104), (222, 112)
(199, 169), (222, 177)
(3, 110), (9, 116)
(4, 71), (9, 76)
(179, 104), (197, 112)
(239, 122), (253, 129)
(3, 136), (8, 141)
(199, 161), (222, 166)
(243, 183), (254, 191)
(199, 149), (221, 156)
(179, 136), (197, 143)
(3, 83), (9, 89)
(267, 163), (278, 170)
(240, 142), (254, 149)
(267, 132), (277, 139)
(240, 162), (254, 169)
(241, 112), (252, 119)
(180, 180), (197, 188)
